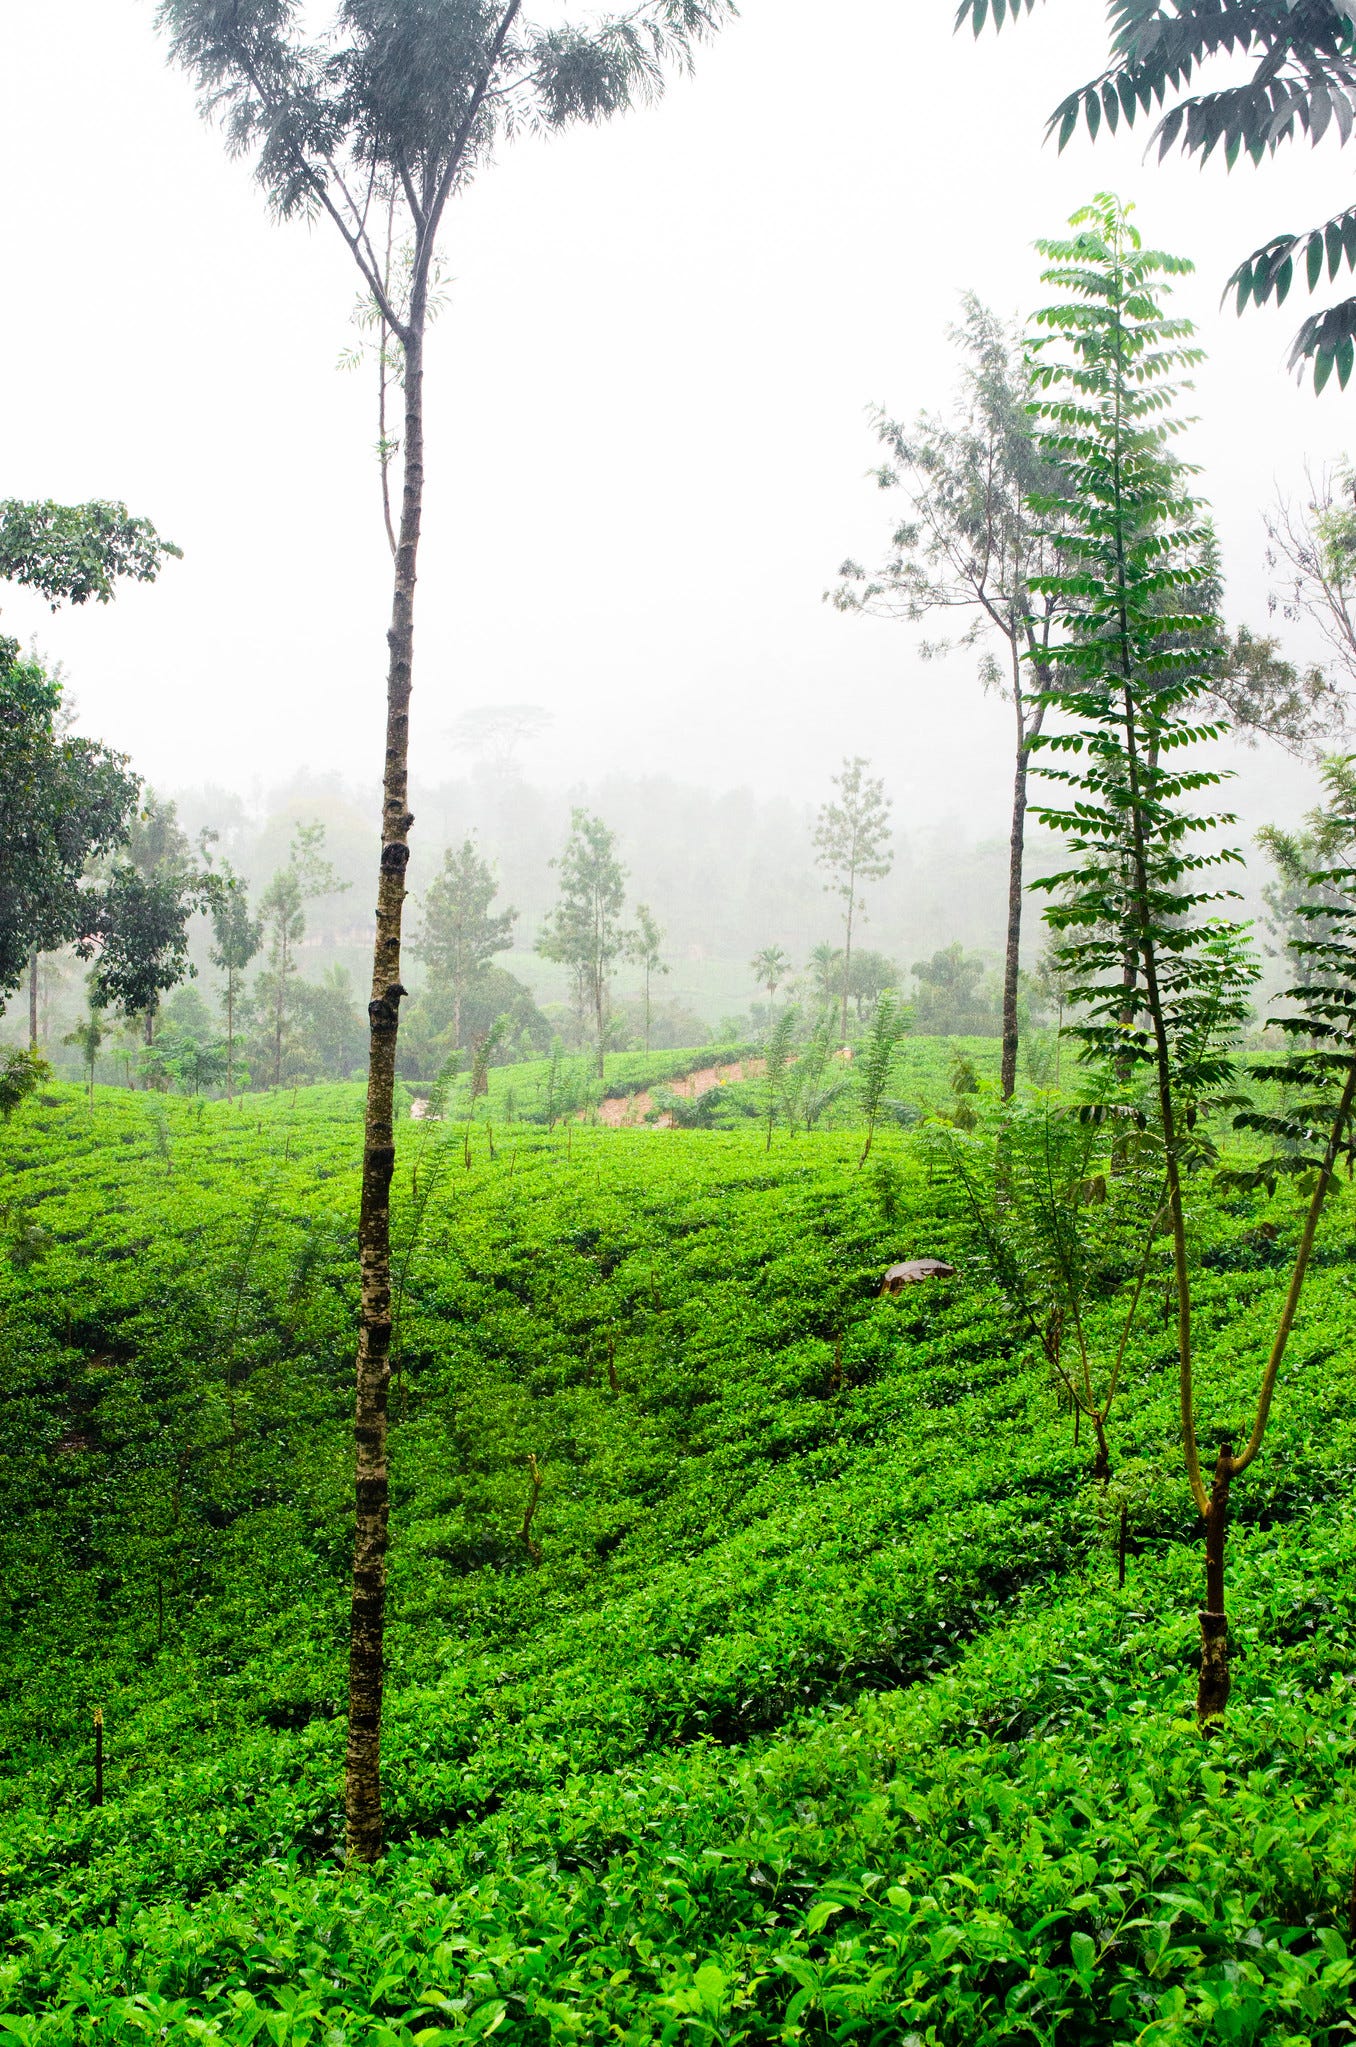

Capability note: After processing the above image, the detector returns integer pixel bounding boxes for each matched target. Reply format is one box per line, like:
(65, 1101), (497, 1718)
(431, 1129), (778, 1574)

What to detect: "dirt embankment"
(597, 1058), (765, 1128)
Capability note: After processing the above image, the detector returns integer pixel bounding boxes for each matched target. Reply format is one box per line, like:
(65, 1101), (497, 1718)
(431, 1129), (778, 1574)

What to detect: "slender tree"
(813, 758), (893, 1043)
(832, 301), (1073, 1099)
(806, 941), (842, 1013)
(63, 1002), (107, 1107)
(208, 864), (262, 1101)
(629, 903), (668, 1051)
(1026, 195), (1351, 1723)
(156, 0), (732, 1865)
(537, 809), (629, 1079)
(416, 839), (516, 1051)
(257, 824), (348, 1088)
(856, 987), (909, 1165)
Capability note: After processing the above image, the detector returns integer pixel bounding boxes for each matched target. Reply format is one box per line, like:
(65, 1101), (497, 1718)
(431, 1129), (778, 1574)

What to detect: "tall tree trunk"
(1000, 661), (1032, 1100)
(1197, 1441), (1233, 1724)
(595, 965), (606, 1079)
(453, 984), (462, 1052)
(28, 951), (38, 1051)
(839, 888), (855, 1043)
(226, 973), (235, 1102)
(144, 1004), (155, 1048)
(346, 313), (424, 1868)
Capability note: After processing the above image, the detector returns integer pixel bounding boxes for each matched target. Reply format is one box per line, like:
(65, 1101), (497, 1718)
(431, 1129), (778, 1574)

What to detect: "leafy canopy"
(958, 0), (1356, 389)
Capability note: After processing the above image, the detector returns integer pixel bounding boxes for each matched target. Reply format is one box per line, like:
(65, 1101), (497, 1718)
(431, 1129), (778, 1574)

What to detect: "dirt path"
(597, 1058), (765, 1128)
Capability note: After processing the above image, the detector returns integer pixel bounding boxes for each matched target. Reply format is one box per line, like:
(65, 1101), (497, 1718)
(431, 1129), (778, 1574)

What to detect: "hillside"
(3, 1074), (1356, 2041)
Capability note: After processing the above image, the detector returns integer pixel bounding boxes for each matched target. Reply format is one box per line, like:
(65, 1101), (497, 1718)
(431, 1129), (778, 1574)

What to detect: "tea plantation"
(3, 1071), (1356, 2042)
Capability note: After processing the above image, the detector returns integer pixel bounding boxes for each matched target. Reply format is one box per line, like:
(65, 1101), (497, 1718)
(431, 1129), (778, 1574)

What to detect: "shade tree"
(628, 904), (668, 1052)
(155, 2), (733, 1860)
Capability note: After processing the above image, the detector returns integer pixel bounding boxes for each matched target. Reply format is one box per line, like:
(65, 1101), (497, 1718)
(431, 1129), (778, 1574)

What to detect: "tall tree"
(416, 839), (516, 1051)
(207, 863), (262, 1101)
(156, 0), (732, 1867)
(257, 824), (348, 1088)
(832, 300), (1074, 1098)
(1024, 194), (1353, 1723)
(960, 0), (1356, 389)
(813, 757), (893, 1042)
(537, 809), (629, 1078)
(629, 903), (668, 1051)
(0, 654), (140, 1021)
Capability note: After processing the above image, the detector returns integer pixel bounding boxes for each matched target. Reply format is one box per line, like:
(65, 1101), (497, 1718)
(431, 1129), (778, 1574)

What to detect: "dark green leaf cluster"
(0, 657), (141, 1006)
(958, 0), (1356, 390)
(0, 499), (180, 608)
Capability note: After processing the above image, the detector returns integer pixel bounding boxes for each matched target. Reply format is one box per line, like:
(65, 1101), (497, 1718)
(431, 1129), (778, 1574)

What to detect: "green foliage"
(0, 498), (180, 607)
(855, 988), (909, 1164)
(6, 1085), (1356, 2035)
(0, 655), (140, 1005)
(0, 1047), (50, 1122)
(1025, 194), (1254, 1100)
(958, 0), (1356, 389)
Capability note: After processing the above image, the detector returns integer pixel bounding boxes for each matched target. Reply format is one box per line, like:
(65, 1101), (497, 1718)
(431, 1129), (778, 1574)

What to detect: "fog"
(2, 0), (1350, 1057)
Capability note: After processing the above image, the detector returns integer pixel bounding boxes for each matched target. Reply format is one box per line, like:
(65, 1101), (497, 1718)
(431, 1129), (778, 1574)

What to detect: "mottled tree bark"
(1000, 650), (1045, 1102)
(346, 313), (424, 1867)
(28, 951), (38, 1051)
(1197, 1441), (1233, 1725)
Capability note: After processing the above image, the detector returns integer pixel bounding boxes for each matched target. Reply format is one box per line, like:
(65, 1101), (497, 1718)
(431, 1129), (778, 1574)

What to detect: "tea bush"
(2, 1070), (1356, 2040)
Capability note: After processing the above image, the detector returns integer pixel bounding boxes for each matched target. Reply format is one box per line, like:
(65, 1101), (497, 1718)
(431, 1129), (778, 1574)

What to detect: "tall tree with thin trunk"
(813, 757), (892, 1044)
(1027, 194), (1356, 1724)
(159, 0), (731, 1866)
(831, 299), (1072, 1099)
(537, 809), (629, 1078)
(629, 903), (667, 1051)
(208, 863), (262, 1102)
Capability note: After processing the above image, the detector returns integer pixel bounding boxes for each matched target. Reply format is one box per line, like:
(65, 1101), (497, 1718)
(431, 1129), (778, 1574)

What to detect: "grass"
(2, 1056), (1355, 2041)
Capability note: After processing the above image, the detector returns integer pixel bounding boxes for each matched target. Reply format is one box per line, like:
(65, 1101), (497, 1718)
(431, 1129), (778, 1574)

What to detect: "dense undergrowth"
(3, 1065), (1356, 2042)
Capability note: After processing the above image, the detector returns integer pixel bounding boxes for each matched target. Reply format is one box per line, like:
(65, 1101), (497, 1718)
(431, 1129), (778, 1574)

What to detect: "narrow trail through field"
(597, 1058), (765, 1127)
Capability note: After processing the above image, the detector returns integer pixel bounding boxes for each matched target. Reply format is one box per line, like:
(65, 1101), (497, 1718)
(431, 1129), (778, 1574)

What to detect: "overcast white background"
(2, 0), (1353, 841)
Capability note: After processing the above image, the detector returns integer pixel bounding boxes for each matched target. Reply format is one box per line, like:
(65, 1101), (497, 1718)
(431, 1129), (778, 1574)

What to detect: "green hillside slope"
(2, 1080), (1356, 2041)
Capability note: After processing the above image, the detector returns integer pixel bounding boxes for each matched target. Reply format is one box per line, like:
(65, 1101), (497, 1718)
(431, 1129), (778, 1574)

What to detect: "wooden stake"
(93, 1707), (103, 1807)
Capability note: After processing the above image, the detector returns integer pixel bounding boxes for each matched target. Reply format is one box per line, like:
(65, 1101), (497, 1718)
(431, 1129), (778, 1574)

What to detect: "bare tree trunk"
(453, 984), (462, 1052)
(1196, 1441), (1233, 1725)
(226, 973), (235, 1102)
(1000, 663), (1031, 1099)
(144, 1005), (155, 1048)
(28, 951), (38, 1051)
(346, 314), (424, 1868)
(839, 887), (855, 1043)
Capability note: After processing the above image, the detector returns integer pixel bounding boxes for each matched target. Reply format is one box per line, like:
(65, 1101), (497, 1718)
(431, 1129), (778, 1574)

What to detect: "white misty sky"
(1, 0), (1351, 844)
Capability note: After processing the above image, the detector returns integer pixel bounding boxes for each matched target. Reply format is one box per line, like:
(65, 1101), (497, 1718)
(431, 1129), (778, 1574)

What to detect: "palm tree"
(750, 944), (792, 1013)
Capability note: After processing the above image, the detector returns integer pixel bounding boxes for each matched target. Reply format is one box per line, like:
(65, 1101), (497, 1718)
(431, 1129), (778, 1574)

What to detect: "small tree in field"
(208, 865), (262, 1101)
(258, 825), (348, 1088)
(157, 0), (732, 1866)
(831, 301), (1070, 1100)
(63, 1002), (108, 1106)
(416, 839), (516, 1052)
(629, 904), (668, 1052)
(813, 757), (893, 1043)
(537, 810), (629, 1079)
(751, 944), (792, 1013)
